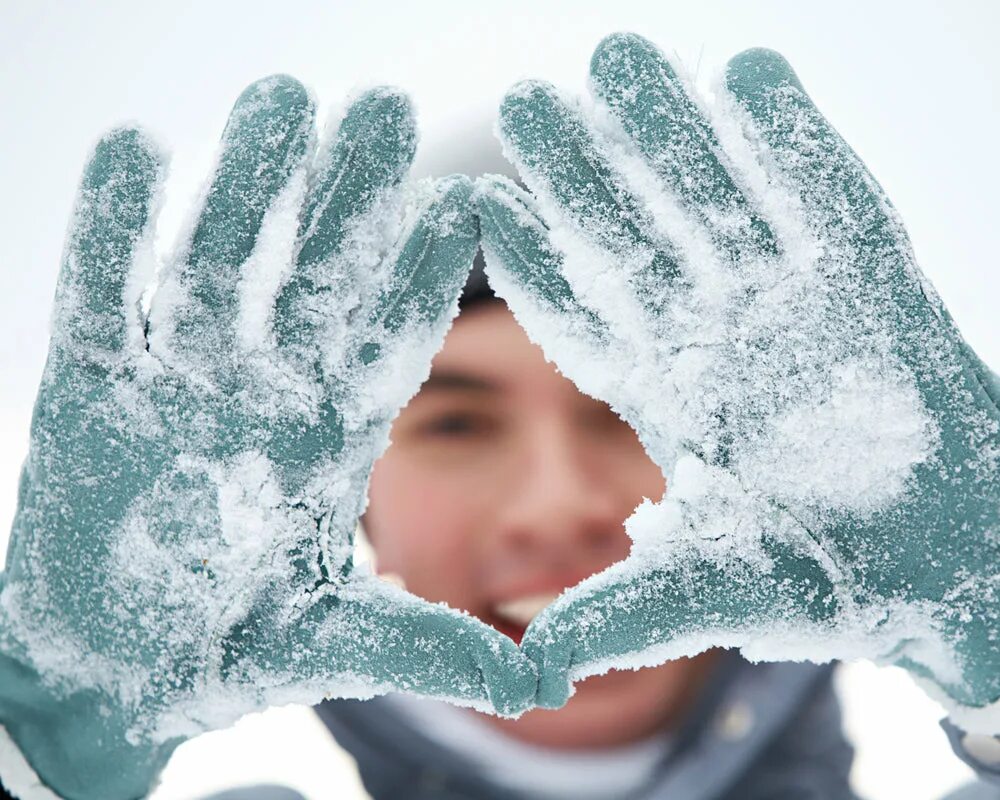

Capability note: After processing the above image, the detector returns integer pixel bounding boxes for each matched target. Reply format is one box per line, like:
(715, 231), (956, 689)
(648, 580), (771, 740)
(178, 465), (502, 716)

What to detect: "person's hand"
(476, 33), (1000, 731)
(0, 77), (535, 800)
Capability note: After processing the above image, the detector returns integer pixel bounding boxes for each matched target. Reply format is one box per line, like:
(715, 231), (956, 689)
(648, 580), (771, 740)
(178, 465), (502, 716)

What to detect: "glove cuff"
(0, 648), (179, 800)
(0, 727), (60, 800)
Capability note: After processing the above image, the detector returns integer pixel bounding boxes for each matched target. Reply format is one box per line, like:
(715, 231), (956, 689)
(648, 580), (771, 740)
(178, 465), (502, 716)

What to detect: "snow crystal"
(734, 360), (937, 515)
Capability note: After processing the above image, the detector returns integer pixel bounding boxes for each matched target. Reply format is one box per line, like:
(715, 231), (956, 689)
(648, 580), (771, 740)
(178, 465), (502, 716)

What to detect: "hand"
(476, 33), (1000, 731)
(0, 77), (535, 800)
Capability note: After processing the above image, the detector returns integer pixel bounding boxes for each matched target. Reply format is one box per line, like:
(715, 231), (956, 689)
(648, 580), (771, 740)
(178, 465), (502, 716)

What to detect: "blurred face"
(364, 302), (715, 749)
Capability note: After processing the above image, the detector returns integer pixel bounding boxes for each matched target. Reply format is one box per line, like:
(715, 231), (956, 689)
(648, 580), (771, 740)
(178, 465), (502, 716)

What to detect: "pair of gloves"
(0, 33), (997, 800)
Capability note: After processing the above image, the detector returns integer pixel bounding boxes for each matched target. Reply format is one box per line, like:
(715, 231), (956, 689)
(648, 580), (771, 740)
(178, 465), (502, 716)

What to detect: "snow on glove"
(476, 34), (1000, 732)
(0, 77), (535, 800)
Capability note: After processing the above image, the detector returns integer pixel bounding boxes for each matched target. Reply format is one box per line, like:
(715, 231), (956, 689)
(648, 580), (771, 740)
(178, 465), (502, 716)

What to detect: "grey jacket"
(197, 654), (1000, 800)
(313, 654), (1000, 800)
(318, 654), (853, 799)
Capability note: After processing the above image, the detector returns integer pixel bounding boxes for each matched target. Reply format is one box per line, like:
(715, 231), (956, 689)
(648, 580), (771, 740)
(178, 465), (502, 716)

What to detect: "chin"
(484, 661), (695, 750)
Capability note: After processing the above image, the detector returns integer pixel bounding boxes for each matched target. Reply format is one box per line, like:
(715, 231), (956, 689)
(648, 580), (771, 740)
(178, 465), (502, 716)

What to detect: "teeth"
(493, 593), (560, 626)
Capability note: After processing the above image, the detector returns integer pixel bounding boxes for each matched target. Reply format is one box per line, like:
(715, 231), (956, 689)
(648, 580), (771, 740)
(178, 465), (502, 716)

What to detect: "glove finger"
(363, 176), (477, 339)
(49, 127), (164, 374)
(152, 75), (314, 373)
(226, 576), (538, 717)
(475, 175), (611, 346)
(474, 173), (643, 417)
(590, 33), (778, 265)
(723, 50), (917, 294)
(498, 80), (682, 301)
(476, 173), (670, 465)
(274, 88), (417, 356)
(337, 176), (477, 424)
(522, 535), (836, 708)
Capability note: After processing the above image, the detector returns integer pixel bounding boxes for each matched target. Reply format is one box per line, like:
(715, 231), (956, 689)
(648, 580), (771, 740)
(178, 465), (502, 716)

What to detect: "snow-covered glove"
(0, 77), (535, 800)
(476, 34), (1000, 732)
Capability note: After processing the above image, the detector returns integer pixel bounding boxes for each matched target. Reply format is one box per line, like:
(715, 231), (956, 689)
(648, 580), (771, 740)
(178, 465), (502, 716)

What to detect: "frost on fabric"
(486, 44), (999, 725)
(0, 83), (502, 772)
(48, 126), (169, 371)
(733, 361), (937, 515)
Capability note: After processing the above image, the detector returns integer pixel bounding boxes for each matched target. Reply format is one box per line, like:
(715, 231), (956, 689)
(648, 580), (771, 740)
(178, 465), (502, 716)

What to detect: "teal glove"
(476, 34), (1000, 731)
(0, 77), (535, 800)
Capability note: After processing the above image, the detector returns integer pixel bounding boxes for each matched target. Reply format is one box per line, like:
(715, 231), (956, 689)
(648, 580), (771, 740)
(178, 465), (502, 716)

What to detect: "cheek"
(600, 439), (667, 510)
(364, 453), (486, 607)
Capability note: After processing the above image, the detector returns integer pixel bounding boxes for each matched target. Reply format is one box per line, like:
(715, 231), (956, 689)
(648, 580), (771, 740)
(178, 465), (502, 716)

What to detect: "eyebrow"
(419, 369), (504, 393)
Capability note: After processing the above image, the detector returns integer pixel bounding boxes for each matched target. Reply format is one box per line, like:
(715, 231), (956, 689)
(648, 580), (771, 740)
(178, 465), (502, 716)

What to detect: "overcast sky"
(1, 2), (997, 797)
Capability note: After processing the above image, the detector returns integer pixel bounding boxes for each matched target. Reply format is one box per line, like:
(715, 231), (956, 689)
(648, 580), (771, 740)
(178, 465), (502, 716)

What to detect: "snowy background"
(1, 1), (998, 797)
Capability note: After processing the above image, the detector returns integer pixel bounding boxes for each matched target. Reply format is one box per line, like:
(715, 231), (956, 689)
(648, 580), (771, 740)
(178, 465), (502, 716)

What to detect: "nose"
(488, 417), (631, 576)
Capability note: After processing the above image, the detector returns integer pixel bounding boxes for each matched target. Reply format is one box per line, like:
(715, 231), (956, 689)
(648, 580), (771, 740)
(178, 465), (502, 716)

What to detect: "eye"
(419, 411), (498, 439)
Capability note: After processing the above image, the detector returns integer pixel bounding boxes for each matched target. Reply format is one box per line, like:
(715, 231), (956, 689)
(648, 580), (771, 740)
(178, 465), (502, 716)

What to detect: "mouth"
(484, 592), (560, 645)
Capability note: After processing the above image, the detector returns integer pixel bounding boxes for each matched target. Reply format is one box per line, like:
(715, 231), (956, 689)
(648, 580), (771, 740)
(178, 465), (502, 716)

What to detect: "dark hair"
(457, 249), (504, 313)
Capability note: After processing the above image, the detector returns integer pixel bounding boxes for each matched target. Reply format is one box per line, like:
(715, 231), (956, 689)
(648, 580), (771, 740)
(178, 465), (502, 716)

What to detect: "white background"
(1, 1), (998, 797)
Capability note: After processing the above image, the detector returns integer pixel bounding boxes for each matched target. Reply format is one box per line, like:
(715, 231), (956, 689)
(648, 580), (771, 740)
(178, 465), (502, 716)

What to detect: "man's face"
(364, 302), (708, 748)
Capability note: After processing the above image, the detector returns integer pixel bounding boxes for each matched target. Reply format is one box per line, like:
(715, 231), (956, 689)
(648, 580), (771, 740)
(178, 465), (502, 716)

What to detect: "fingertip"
(521, 626), (574, 709)
(473, 176), (540, 248)
(434, 173), (474, 202)
(480, 634), (539, 717)
(497, 81), (569, 169)
(235, 73), (314, 118)
(86, 125), (165, 192)
(476, 172), (522, 196)
(535, 663), (573, 709)
(472, 173), (510, 208)
(223, 74), (316, 161)
(725, 48), (806, 100)
(502, 78), (556, 105)
(420, 176), (476, 239)
(339, 85), (417, 170)
(95, 124), (164, 161)
(590, 31), (659, 78)
(353, 85), (415, 119)
(499, 80), (558, 130)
